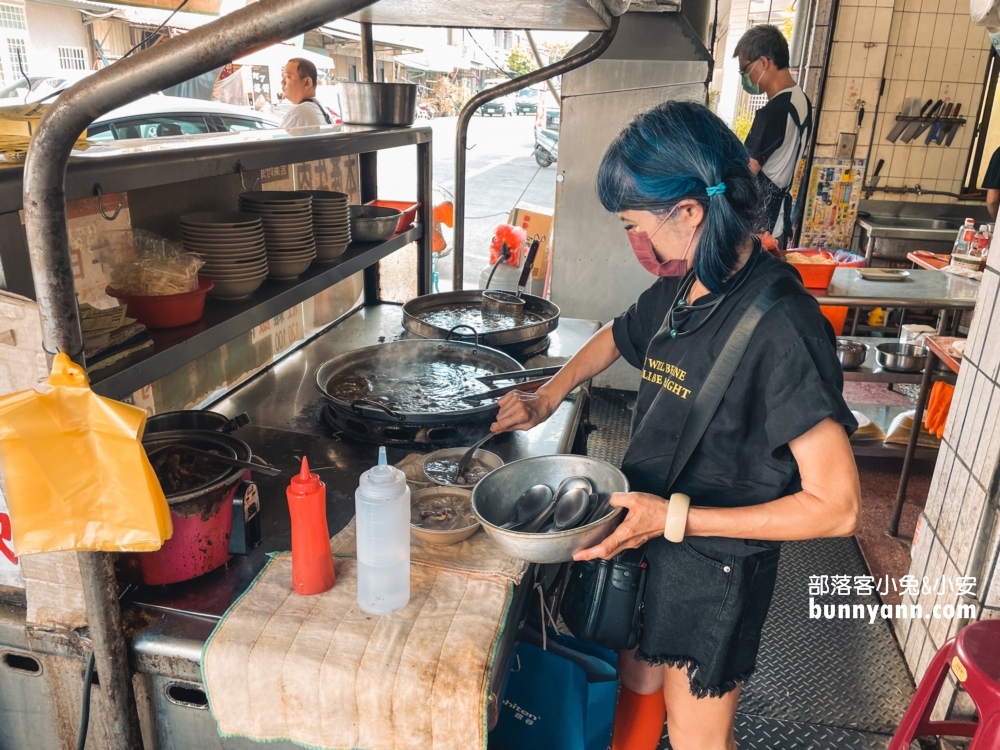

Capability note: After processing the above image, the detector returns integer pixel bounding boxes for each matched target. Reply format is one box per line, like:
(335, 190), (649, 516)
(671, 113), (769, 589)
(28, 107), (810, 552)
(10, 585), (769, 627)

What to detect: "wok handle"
(351, 399), (407, 422)
(517, 239), (541, 295)
(446, 324), (480, 350)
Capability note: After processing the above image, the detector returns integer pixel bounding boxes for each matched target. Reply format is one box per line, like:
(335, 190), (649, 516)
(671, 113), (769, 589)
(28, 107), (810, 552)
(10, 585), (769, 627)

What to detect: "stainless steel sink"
(857, 216), (961, 240)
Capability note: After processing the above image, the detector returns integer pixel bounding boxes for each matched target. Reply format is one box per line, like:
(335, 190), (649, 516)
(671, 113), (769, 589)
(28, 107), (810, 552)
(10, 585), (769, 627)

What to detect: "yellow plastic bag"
(0, 353), (171, 554)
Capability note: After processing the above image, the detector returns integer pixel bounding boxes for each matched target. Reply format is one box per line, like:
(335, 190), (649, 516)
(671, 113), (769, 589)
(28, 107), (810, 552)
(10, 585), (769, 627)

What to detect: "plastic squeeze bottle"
(286, 456), (336, 595)
(355, 447), (410, 614)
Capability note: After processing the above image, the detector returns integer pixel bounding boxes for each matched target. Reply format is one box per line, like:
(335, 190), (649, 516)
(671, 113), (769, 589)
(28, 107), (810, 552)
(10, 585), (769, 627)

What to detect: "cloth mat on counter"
(202, 463), (523, 750)
(203, 556), (512, 750)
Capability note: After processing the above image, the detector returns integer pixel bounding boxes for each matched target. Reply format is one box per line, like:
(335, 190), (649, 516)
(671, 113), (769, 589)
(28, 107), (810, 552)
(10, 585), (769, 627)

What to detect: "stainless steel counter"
(119, 303), (600, 750)
(813, 267), (979, 309)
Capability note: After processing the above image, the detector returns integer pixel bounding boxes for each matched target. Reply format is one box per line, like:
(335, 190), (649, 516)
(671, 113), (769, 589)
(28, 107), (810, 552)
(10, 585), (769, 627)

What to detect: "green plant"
(507, 46), (536, 77)
(732, 111), (754, 142)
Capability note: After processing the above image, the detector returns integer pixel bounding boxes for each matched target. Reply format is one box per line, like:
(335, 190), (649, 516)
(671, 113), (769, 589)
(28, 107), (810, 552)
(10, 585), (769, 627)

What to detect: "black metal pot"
(145, 410), (250, 435)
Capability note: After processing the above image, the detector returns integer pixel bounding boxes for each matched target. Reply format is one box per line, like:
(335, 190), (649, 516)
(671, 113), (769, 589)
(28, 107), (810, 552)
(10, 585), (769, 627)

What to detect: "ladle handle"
(517, 239), (541, 296)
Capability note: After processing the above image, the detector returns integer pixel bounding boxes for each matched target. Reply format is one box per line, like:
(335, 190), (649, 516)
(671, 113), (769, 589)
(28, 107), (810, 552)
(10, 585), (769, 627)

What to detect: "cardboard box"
(508, 202), (554, 282)
(0, 291), (48, 396)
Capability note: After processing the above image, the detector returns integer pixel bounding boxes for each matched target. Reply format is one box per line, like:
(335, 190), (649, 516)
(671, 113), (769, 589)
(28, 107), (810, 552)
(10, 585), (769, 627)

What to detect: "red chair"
(889, 620), (1000, 750)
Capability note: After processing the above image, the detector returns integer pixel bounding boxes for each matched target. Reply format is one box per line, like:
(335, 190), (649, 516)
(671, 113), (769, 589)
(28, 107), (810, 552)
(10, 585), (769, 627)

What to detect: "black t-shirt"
(983, 147), (1000, 189)
(611, 251), (856, 507)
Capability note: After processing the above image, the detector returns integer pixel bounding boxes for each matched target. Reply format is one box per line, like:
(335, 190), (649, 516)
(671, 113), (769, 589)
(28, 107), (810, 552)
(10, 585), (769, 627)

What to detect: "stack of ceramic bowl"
(179, 212), (267, 301)
(302, 190), (351, 262)
(238, 191), (316, 280)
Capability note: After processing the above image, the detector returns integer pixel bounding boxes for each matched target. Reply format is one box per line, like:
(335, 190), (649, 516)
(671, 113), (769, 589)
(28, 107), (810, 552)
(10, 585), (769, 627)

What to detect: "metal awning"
(234, 43), (334, 69)
(78, 0), (222, 12)
(347, 0), (612, 29)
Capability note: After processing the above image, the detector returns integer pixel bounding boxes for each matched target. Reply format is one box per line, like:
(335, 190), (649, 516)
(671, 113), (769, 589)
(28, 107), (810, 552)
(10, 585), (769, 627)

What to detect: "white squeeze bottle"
(355, 447), (410, 614)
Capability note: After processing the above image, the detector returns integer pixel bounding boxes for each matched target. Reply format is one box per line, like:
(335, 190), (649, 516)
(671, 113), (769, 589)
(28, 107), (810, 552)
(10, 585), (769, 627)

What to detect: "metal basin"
(875, 343), (928, 373)
(471, 455), (629, 564)
(858, 215), (961, 241)
(339, 82), (417, 126)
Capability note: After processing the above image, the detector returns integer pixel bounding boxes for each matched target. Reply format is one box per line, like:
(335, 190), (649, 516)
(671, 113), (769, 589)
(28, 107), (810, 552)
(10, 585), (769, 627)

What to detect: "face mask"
(741, 60), (762, 96)
(626, 206), (698, 277)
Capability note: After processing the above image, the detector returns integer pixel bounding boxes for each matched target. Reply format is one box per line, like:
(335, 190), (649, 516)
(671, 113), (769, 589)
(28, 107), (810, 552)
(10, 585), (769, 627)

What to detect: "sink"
(857, 215), (962, 239)
(857, 215), (963, 261)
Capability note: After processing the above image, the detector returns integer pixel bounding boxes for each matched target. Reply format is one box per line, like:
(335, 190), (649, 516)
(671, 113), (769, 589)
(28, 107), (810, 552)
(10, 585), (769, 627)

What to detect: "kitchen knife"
(515, 238), (542, 297)
(903, 99), (942, 143)
(943, 103), (963, 146)
(896, 99), (933, 143)
(925, 102), (952, 145)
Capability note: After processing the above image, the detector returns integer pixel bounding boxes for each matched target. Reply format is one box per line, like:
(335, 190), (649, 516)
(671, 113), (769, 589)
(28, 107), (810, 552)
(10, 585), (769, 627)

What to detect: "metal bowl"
(471, 455), (629, 564)
(410, 487), (480, 546)
(875, 342), (929, 373)
(339, 82), (417, 126)
(349, 205), (403, 242)
(421, 447), (504, 487)
(836, 339), (868, 369)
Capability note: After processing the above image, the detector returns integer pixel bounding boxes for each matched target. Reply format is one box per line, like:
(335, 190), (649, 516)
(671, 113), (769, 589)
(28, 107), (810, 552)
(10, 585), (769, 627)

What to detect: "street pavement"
(375, 114), (556, 290)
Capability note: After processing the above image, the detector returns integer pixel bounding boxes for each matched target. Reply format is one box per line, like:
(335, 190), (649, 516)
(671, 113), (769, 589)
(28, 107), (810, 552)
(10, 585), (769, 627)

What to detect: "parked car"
(0, 72), (93, 104)
(86, 96), (280, 141)
(479, 78), (515, 116)
(515, 88), (539, 115)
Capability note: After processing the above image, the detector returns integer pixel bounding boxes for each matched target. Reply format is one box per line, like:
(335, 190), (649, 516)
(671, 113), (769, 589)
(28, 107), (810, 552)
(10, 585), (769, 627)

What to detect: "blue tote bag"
(490, 624), (618, 750)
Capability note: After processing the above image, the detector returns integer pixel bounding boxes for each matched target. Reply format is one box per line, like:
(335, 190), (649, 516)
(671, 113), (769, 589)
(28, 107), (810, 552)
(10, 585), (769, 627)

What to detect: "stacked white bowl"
(301, 190), (351, 262)
(180, 212), (268, 301)
(238, 191), (316, 280)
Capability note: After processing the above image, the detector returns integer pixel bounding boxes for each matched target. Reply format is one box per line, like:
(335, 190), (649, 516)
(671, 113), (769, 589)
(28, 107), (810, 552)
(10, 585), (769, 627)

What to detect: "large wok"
(315, 339), (524, 446)
(401, 291), (560, 349)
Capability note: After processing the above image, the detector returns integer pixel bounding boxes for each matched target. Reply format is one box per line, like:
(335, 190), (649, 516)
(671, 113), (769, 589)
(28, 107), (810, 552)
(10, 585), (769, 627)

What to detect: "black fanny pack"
(558, 275), (803, 651)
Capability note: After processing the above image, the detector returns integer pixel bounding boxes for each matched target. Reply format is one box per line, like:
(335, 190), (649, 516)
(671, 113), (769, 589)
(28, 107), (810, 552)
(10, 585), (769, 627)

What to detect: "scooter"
(534, 128), (558, 168)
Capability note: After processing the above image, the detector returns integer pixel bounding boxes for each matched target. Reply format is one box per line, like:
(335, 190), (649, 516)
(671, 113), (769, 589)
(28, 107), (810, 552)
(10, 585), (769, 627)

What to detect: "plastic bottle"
(355, 447), (410, 614)
(286, 456), (336, 595)
(953, 218), (976, 254)
(975, 224), (991, 259)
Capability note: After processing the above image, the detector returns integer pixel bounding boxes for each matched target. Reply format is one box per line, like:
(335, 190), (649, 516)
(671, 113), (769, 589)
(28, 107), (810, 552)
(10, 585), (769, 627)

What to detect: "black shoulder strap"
(304, 98), (333, 125)
(664, 275), (804, 494)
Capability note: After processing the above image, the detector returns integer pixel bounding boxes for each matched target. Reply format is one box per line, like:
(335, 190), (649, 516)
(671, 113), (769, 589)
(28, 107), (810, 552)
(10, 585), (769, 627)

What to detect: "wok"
(401, 290), (560, 348)
(315, 339), (524, 425)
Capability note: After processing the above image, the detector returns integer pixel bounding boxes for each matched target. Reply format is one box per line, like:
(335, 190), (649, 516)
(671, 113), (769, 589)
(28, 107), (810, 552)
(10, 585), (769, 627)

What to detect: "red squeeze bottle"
(286, 457), (336, 595)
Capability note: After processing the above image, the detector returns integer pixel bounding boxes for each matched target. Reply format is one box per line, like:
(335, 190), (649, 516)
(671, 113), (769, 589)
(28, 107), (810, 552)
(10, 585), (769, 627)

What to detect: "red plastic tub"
(786, 249), (838, 289)
(364, 199), (420, 234)
(106, 276), (213, 329)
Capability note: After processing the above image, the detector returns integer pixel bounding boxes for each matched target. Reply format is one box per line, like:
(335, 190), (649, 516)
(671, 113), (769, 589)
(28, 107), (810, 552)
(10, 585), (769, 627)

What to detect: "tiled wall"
(816, 0), (989, 203)
(894, 233), (1000, 718)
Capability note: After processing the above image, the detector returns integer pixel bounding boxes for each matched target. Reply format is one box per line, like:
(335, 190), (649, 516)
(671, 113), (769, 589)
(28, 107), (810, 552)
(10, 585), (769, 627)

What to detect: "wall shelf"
(89, 226), (422, 401)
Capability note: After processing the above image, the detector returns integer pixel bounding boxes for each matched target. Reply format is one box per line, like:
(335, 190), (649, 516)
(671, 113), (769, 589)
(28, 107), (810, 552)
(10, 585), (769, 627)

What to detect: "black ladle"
(524, 487), (590, 534)
(501, 485), (554, 529)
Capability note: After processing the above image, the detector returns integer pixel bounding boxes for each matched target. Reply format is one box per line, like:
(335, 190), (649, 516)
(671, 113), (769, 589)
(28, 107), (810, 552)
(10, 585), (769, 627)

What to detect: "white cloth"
(280, 100), (327, 129)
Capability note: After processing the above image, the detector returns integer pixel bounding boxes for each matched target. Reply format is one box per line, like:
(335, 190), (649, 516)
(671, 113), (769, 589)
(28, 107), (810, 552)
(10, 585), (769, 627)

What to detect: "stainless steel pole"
(22, 2), (378, 747)
(452, 17), (619, 290)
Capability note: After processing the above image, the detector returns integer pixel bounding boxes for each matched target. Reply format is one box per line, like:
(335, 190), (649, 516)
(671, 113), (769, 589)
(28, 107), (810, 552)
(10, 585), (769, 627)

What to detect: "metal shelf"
(848, 403), (939, 460)
(89, 226), (422, 400)
(838, 336), (957, 385)
(0, 125), (432, 214)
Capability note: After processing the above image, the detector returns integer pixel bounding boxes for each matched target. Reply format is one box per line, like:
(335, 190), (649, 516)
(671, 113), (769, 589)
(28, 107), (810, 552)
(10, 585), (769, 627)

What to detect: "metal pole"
(22, 2), (379, 746)
(890, 353), (936, 536)
(417, 139), (433, 295)
(524, 31), (560, 106)
(452, 17), (619, 290)
(359, 21), (380, 304)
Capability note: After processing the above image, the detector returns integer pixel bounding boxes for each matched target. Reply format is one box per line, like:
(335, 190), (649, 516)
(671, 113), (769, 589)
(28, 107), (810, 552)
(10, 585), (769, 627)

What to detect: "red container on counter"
(364, 200), (420, 234)
(785, 249), (838, 289)
(106, 276), (213, 329)
(287, 457), (336, 595)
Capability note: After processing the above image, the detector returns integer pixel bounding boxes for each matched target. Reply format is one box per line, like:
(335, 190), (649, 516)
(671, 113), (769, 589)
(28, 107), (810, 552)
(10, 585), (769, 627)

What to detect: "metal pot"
(339, 81), (417, 126)
(401, 290), (560, 350)
(315, 339), (523, 446)
(471, 455), (629, 564)
(145, 409), (250, 435)
(126, 430), (256, 585)
(836, 339), (868, 369)
(875, 343), (929, 373)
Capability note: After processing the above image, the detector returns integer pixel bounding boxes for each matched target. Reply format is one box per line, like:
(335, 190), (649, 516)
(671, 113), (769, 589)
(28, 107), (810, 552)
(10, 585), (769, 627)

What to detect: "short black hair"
(289, 58), (318, 88)
(733, 25), (789, 70)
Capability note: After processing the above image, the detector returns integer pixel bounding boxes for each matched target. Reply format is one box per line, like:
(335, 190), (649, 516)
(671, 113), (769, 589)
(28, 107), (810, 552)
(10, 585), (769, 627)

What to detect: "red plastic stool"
(889, 620), (1000, 750)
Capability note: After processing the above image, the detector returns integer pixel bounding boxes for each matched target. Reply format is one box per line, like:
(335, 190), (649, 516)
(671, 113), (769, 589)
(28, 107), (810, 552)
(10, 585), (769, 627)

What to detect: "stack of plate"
(302, 190), (351, 262)
(180, 212), (267, 301)
(238, 191), (316, 280)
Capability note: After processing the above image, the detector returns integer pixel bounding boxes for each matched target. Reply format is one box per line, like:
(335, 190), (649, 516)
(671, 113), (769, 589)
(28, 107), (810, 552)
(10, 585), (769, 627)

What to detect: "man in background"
(279, 58), (332, 129)
(734, 25), (812, 247)
(982, 146), (1000, 219)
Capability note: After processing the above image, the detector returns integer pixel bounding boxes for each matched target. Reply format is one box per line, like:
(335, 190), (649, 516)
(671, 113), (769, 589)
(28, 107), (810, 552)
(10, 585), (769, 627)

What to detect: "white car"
(0, 71), (93, 104)
(87, 96), (280, 140)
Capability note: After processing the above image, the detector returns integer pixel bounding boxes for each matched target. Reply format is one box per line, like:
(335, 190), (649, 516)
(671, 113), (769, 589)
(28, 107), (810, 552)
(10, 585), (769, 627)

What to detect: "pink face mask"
(626, 206), (698, 277)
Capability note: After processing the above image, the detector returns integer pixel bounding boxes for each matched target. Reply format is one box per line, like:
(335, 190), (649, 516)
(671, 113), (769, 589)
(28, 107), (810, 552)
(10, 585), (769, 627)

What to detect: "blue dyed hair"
(597, 100), (759, 294)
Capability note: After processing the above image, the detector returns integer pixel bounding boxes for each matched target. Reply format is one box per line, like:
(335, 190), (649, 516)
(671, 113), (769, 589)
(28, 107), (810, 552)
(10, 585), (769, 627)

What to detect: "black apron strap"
(303, 98), (333, 125)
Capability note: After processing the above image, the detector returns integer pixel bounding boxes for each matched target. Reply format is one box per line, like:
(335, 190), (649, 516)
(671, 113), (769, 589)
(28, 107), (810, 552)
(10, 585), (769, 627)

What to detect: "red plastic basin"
(106, 276), (213, 329)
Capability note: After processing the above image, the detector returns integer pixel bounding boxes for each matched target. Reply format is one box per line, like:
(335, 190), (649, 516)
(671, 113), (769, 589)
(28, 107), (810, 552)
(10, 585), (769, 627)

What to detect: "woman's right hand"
(490, 387), (559, 433)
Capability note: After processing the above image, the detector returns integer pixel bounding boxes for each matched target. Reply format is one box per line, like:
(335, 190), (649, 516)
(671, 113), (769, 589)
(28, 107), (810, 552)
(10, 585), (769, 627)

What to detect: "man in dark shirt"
(734, 25), (812, 245)
(982, 146), (1000, 218)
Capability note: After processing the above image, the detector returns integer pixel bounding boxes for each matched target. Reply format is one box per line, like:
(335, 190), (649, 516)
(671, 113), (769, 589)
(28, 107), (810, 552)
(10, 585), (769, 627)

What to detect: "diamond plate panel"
(659, 715), (893, 750)
(586, 389), (635, 468)
(740, 538), (914, 734)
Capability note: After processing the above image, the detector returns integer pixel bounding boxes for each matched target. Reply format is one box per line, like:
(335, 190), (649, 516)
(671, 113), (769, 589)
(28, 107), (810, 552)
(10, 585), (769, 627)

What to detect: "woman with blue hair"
(492, 100), (860, 750)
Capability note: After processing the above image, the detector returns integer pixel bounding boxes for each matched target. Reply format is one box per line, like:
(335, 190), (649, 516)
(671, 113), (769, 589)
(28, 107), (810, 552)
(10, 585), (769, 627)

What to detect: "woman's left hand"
(572, 492), (669, 561)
